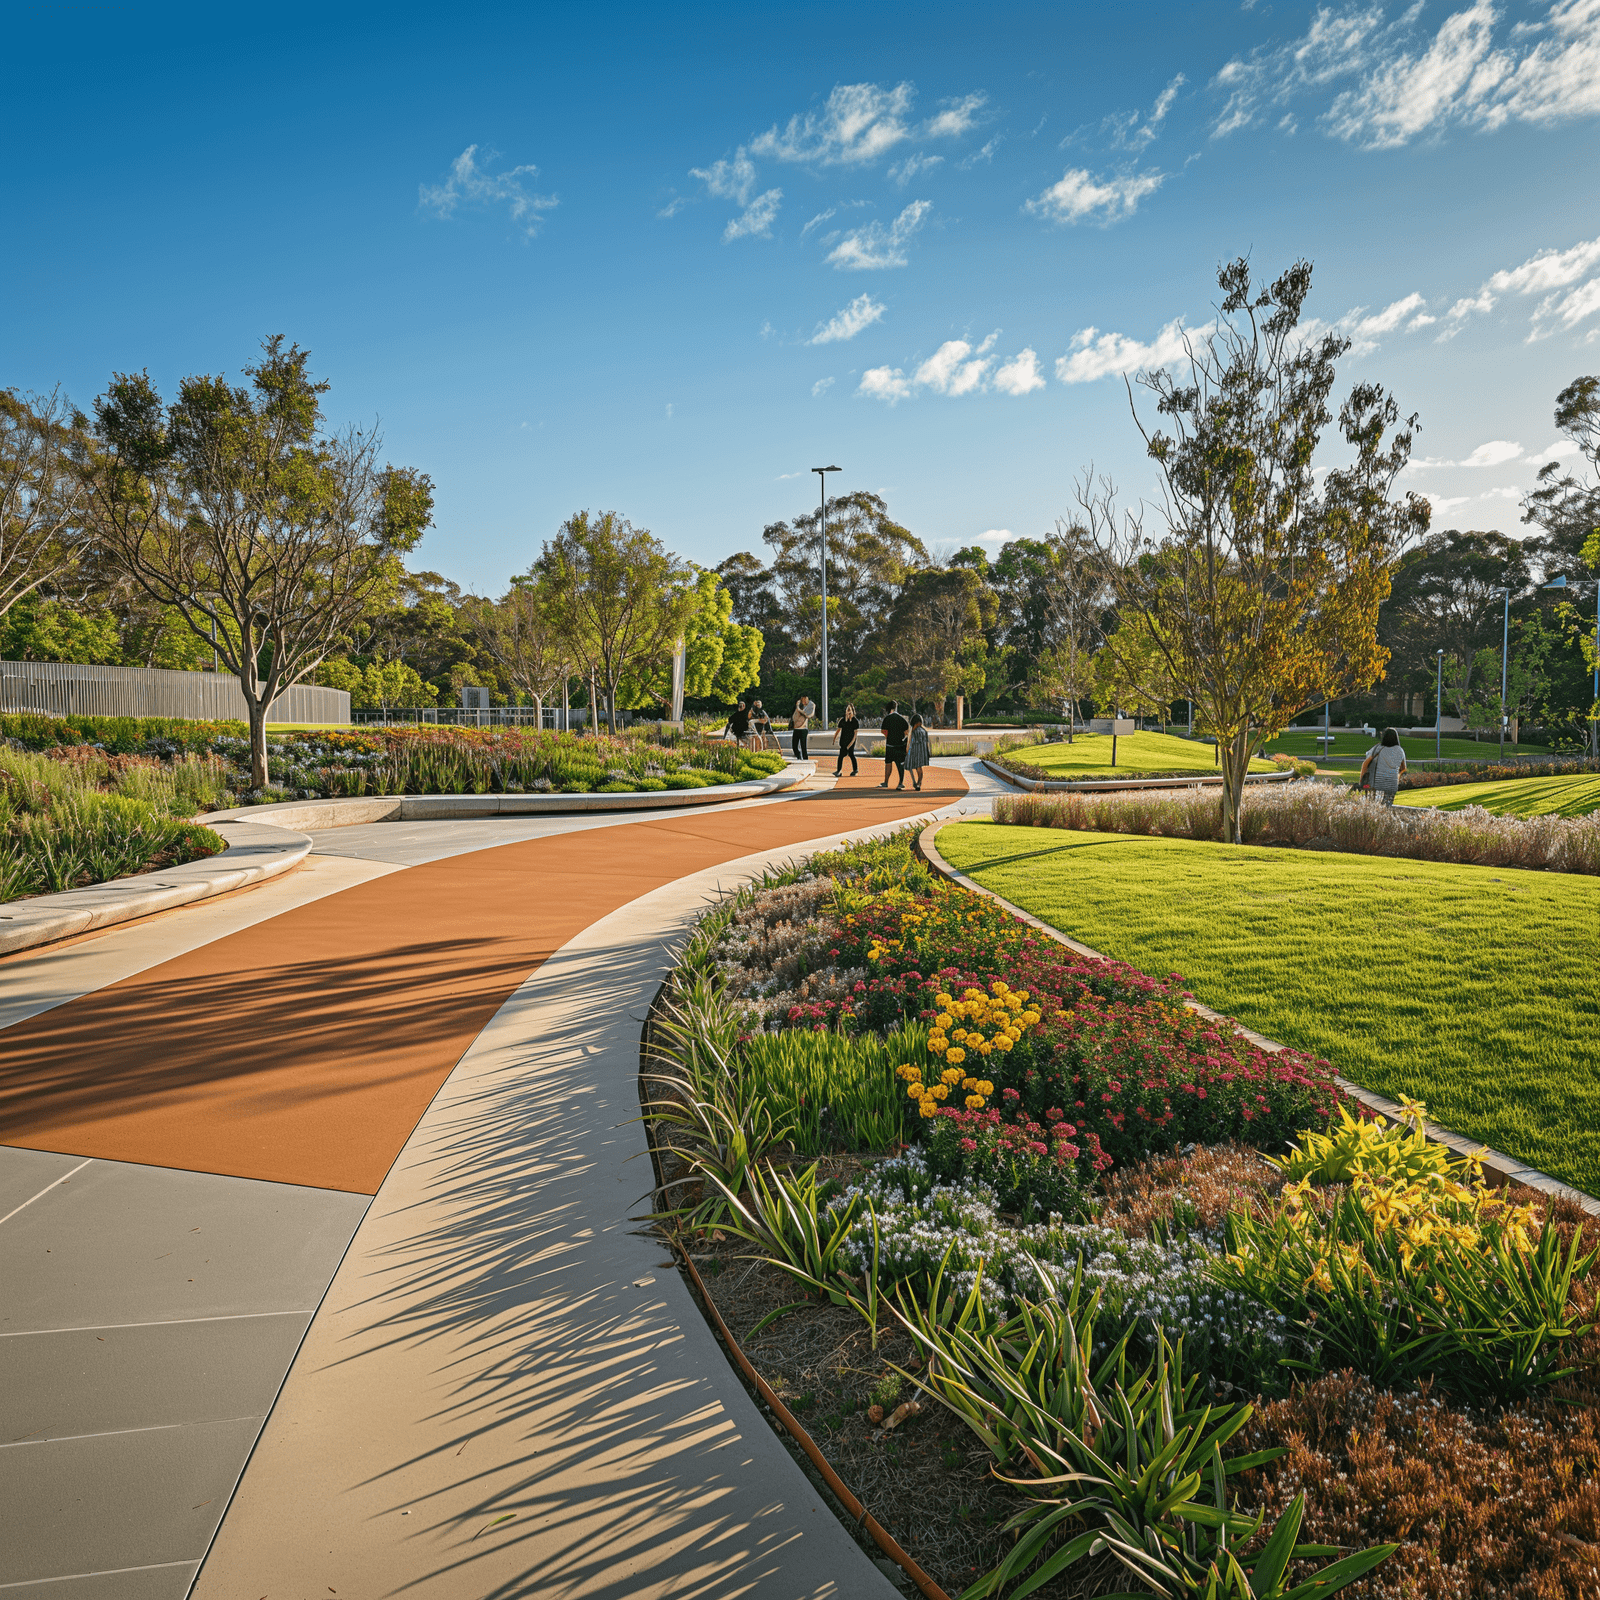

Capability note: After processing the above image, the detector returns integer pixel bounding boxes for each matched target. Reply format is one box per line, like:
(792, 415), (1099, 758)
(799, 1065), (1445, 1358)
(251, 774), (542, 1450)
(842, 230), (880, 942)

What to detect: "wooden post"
(955, 694), (964, 730)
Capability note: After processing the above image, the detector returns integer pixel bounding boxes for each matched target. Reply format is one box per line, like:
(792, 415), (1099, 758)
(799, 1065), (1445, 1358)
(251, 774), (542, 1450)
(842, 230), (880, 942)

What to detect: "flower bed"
(644, 826), (1600, 1598)
(2, 715), (786, 806)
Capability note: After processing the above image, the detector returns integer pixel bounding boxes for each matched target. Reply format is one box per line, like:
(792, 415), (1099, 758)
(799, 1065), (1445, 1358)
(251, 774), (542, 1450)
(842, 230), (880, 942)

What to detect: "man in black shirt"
(879, 701), (910, 789)
(727, 701), (751, 745)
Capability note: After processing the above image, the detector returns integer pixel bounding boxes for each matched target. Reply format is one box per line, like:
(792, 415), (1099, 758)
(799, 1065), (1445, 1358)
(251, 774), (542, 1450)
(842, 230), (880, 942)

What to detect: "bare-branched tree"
(1081, 257), (1429, 842)
(81, 337), (433, 788)
(0, 387), (90, 621)
(468, 574), (572, 728)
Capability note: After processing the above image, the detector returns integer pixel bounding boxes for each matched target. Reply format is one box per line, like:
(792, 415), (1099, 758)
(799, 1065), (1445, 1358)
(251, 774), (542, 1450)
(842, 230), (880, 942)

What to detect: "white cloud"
(811, 377), (835, 398)
(827, 200), (931, 270)
(801, 208), (837, 237)
(857, 335), (1041, 402)
(889, 153), (944, 186)
(1481, 484), (1523, 500)
(1025, 167), (1164, 225)
(691, 150), (758, 204)
(419, 145), (557, 236)
(960, 137), (1002, 168)
(1055, 319), (1201, 384)
(1344, 291), (1428, 354)
(1213, 0), (1600, 147)
(1110, 74), (1187, 152)
(809, 294), (886, 344)
(1529, 439), (1582, 460)
(724, 189), (783, 240)
(925, 92), (988, 139)
(777, 469), (807, 478)
(976, 529), (1015, 543)
(916, 334), (998, 396)
(858, 366), (913, 403)
(1423, 492), (1473, 514)
(1461, 439), (1524, 467)
(1441, 234), (1600, 339)
(992, 348), (1047, 395)
(753, 82), (917, 165)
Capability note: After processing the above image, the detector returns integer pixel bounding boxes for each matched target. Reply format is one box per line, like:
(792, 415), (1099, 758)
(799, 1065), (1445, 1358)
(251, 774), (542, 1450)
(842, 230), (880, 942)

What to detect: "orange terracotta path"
(0, 772), (964, 1194)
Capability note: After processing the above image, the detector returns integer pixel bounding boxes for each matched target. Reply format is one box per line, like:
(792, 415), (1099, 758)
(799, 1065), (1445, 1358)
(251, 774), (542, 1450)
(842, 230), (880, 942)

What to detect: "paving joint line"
(916, 819), (1600, 1217)
(0, 1159), (92, 1229)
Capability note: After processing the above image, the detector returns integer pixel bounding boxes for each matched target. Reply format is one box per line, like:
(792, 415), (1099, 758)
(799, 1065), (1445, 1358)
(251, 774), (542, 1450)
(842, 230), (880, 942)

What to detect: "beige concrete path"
(187, 784), (995, 1599)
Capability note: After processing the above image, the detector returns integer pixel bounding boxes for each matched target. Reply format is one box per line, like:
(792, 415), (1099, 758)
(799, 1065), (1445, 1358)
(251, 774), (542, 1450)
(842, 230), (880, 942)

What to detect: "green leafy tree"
(468, 572), (571, 725)
(83, 337), (433, 787)
(1083, 257), (1429, 843)
(0, 596), (120, 663)
(359, 657), (428, 712)
(1523, 375), (1599, 573)
(539, 510), (697, 734)
(874, 565), (997, 718)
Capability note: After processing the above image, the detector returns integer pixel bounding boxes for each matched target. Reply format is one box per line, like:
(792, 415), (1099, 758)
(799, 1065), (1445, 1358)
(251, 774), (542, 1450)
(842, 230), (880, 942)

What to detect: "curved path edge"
(0, 818), (312, 958)
(916, 820), (1600, 1217)
(980, 756), (1294, 793)
(191, 800), (963, 1600)
(0, 761), (816, 959)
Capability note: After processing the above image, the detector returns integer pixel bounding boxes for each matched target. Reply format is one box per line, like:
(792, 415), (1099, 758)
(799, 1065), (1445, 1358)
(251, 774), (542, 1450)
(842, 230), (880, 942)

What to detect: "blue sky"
(4, 0), (1598, 592)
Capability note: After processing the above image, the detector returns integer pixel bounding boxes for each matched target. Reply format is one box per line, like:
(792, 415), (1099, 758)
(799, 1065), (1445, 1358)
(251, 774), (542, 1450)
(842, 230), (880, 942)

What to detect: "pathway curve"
(0, 764), (1000, 1599)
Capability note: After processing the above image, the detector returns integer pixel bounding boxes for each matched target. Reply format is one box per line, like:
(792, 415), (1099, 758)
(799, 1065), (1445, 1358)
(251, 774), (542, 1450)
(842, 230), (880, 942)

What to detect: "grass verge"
(1264, 730), (1550, 762)
(938, 819), (1600, 1194)
(997, 728), (1276, 777)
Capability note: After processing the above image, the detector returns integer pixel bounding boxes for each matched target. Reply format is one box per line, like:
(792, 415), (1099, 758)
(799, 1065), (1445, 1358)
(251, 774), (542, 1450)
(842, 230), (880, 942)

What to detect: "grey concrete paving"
(193, 769), (996, 1600)
(0, 1151), (367, 1595)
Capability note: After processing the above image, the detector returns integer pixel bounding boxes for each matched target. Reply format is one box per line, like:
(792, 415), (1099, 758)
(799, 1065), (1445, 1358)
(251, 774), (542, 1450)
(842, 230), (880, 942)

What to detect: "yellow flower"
(993, 1035), (1012, 1052)
(907, 1084), (926, 1101)
(951, 1029), (969, 1044)
(1022, 1010), (1041, 1027)
(936, 1012), (953, 1030)
(942, 1068), (964, 1086)
(946, 1047), (965, 1065)
(965, 1094), (985, 1109)
(918, 1099), (937, 1118)
(936, 993), (953, 1007)
(977, 1040), (994, 1056)
(930, 1083), (949, 1101)
(991, 980), (1009, 994)
(978, 1081), (994, 1095)
(1306, 1259), (1334, 1294)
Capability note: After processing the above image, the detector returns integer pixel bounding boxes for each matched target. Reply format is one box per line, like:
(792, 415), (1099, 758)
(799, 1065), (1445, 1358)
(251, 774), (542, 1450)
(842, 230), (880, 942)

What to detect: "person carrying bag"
(1359, 727), (1407, 805)
(790, 695), (814, 761)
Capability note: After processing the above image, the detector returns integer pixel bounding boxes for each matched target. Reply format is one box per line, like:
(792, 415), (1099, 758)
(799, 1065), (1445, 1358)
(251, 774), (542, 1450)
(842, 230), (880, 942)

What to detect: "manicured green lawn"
(1262, 730), (1549, 762)
(1396, 773), (1600, 818)
(1002, 729), (1275, 777)
(938, 821), (1600, 1194)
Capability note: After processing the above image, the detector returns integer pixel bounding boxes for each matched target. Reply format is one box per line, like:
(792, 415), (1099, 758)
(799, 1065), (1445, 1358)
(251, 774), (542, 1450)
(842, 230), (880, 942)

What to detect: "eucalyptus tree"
(1083, 257), (1429, 843)
(83, 337), (433, 787)
(0, 387), (90, 622)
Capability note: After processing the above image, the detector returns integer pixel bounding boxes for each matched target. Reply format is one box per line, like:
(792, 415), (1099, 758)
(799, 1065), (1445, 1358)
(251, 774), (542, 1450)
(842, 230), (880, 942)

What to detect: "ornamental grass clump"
(995, 779), (1600, 876)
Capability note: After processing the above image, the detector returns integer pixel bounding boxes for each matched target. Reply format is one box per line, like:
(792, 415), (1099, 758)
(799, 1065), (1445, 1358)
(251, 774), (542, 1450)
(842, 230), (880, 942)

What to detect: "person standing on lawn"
(834, 703), (860, 777)
(790, 693), (815, 761)
(905, 713), (931, 792)
(879, 700), (910, 789)
(1359, 727), (1407, 805)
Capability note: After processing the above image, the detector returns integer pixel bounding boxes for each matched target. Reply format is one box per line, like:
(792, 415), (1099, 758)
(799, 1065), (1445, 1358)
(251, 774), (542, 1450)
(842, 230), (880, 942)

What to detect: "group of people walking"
(725, 695), (933, 792)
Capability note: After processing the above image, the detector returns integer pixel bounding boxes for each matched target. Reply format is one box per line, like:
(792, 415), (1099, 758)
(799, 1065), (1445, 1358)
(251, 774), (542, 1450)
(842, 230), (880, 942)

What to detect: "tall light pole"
(1434, 649), (1444, 763)
(812, 465), (840, 732)
(1490, 585), (1512, 757)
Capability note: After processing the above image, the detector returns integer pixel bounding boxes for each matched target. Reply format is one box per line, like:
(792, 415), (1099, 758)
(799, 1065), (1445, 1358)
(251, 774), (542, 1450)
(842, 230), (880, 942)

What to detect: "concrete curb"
(0, 818), (312, 958)
(0, 762), (816, 959)
(915, 819), (1600, 1217)
(980, 757), (1295, 794)
(197, 759), (815, 829)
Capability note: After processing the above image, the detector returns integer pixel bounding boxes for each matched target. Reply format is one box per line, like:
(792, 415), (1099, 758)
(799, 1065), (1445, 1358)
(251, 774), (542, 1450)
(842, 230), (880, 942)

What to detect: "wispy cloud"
(1025, 167), (1164, 225)
(1213, 0), (1600, 148)
(960, 136), (1002, 169)
(925, 92), (989, 138)
(1106, 74), (1186, 152)
(753, 81), (918, 164)
(827, 200), (931, 270)
(1442, 234), (1600, 340)
(724, 189), (783, 239)
(419, 145), (557, 236)
(1055, 319), (1203, 384)
(809, 294), (886, 344)
(811, 377), (836, 397)
(889, 153), (944, 186)
(858, 336), (1043, 402)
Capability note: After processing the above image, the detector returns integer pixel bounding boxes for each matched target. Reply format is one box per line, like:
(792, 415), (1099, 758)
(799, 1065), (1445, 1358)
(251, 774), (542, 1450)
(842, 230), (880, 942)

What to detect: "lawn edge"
(917, 818), (1600, 1218)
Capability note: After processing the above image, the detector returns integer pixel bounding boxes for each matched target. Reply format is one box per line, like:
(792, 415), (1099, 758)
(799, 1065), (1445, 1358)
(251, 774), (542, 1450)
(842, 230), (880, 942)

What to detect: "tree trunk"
(605, 675), (619, 736)
(246, 695), (269, 790)
(532, 692), (544, 731)
(1219, 728), (1252, 845)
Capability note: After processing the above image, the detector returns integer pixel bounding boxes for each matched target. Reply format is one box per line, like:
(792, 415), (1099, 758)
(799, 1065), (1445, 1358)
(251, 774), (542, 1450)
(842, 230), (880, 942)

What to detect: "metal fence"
(0, 660), (350, 724)
(348, 707), (644, 730)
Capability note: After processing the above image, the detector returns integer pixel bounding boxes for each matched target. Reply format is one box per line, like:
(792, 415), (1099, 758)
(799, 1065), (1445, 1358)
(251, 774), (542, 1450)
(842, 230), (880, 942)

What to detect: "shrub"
(923, 1095), (1107, 1220)
(1240, 1371), (1600, 1598)
(1273, 1097), (1454, 1186)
